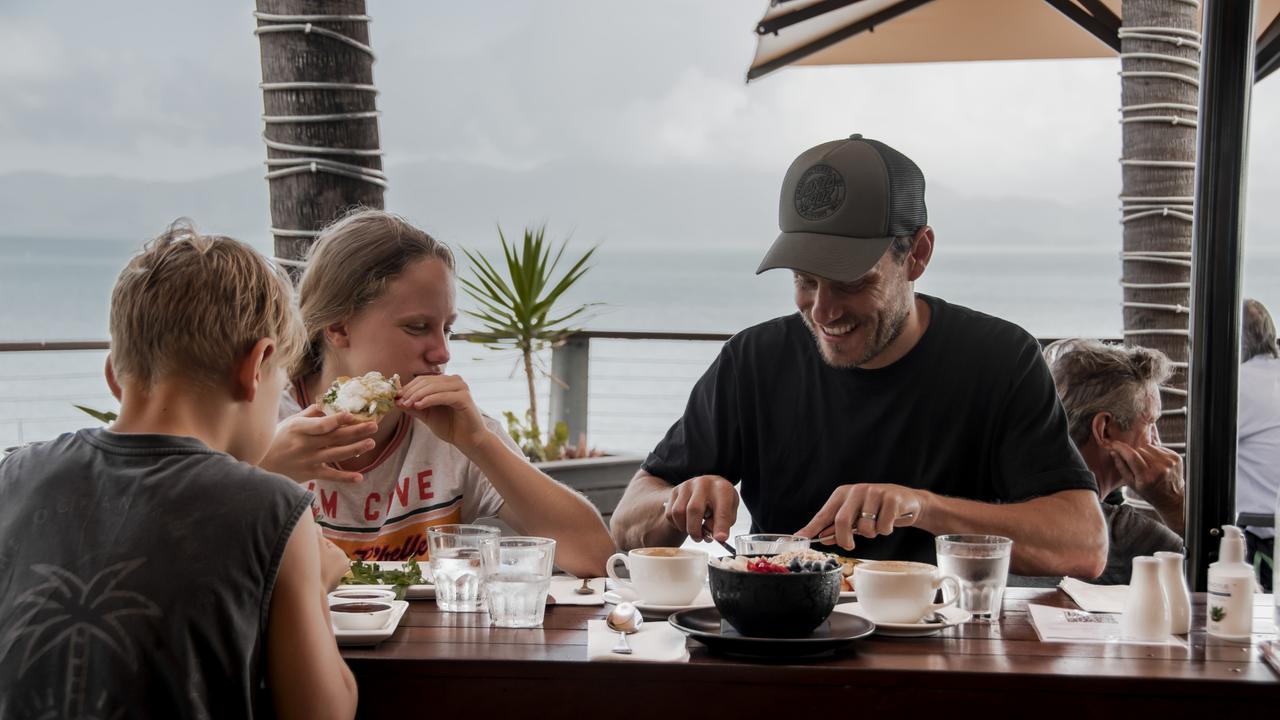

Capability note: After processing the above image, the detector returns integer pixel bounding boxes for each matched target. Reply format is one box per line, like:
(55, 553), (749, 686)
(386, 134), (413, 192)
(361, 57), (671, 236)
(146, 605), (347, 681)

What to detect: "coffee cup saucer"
(603, 587), (716, 615)
(833, 602), (971, 637)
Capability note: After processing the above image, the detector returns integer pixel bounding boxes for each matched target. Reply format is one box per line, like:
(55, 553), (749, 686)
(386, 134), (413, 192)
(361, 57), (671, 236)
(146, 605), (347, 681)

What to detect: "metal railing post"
(549, 336), (590, 442)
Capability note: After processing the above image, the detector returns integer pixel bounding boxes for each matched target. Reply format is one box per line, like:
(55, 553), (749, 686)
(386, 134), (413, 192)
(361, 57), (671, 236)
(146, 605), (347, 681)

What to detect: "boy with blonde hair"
(0, 221), (357, 719)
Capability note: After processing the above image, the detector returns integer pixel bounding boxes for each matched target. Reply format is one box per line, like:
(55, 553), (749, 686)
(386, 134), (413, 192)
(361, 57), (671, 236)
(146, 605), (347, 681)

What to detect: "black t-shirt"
(643, 294), (1097, 565)
(1097, 503), (1184, 585)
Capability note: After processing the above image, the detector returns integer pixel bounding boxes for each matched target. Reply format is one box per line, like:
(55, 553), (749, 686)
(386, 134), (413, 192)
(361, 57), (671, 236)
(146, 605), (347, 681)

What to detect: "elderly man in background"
(1237, 298), (1279, 591)
(1045, 339), (1184, 585)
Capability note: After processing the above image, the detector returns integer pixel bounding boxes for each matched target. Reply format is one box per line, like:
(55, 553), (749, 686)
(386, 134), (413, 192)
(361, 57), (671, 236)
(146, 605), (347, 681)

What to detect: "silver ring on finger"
(859, 511), (878, 521)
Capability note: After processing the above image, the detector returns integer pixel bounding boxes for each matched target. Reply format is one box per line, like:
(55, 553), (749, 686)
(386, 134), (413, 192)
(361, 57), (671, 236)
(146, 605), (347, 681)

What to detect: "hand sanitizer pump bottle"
(1206, 525), (1255, 640)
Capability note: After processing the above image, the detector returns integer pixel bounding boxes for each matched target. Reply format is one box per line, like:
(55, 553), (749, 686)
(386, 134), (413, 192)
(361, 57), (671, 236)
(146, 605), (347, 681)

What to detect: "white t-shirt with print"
(280, 384), (515, 560)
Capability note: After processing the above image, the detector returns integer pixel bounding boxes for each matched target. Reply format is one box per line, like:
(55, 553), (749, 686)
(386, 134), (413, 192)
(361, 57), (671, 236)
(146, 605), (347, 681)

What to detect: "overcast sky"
(1, 1), (1276, 246)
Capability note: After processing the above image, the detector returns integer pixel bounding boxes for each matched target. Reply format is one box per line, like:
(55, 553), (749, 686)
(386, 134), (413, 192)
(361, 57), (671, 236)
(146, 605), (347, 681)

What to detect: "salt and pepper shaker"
(1121, 556), (1171, 642)
(1154, 551), (1192, 635)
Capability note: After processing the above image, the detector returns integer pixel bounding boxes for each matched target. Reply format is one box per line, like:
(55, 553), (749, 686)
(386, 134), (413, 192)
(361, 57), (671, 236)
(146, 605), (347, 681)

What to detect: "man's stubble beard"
(804, 293), (912, 369)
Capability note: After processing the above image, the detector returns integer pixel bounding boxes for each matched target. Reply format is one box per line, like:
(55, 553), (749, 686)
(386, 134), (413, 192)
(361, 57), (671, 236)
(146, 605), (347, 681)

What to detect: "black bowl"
(707, 561), (841, 638)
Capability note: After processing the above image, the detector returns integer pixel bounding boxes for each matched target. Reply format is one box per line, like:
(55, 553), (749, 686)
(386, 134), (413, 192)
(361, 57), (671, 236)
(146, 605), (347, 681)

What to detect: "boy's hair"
(296, 207), (455, 377)
(109, 219), (305, 388)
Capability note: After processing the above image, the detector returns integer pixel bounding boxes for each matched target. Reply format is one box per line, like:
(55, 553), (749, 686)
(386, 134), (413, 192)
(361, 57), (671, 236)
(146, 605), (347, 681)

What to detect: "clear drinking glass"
(481, 536), (557, 628)
(427, 524), (501, 612)
(735, 533), (810, 556)
(935, 534), (1013, 621)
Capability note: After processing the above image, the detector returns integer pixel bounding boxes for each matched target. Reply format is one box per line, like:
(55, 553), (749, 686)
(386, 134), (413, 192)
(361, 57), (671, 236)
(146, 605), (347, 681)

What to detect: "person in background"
(1044, 339), (1184, 585)
(609, 134), (1107, 578)
(1237, 298), (1279, 591)
(0, 221), (356, 719)
(260, 209), (614, 577)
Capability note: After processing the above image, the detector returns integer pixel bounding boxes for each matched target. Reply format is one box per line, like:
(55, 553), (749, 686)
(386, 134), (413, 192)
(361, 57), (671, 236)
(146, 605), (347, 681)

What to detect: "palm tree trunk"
(523, 347), (542, 451)
(255, 0), (385, 279)
(1120, 0), (1200, 451)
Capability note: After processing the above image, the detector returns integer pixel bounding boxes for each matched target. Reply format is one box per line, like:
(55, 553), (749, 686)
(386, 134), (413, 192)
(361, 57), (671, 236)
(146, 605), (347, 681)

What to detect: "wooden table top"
(342, 588), (1279, 717)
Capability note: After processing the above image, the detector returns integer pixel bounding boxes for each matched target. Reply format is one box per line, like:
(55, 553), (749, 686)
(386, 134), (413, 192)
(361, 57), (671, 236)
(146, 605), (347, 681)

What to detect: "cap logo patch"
(794, 164), (845, 221)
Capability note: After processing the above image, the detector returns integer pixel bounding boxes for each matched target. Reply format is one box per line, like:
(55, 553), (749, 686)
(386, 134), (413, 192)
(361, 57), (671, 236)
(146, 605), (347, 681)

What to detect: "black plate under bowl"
(668, 607), (875, 658)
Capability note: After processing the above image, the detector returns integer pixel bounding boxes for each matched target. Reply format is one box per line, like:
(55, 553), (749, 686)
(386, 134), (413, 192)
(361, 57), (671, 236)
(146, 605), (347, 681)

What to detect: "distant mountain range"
(0, 159), (1153, 254)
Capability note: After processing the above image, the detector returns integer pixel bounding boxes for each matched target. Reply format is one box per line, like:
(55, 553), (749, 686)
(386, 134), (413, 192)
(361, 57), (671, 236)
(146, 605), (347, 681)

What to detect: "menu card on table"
(1028, 604), (1186, 646)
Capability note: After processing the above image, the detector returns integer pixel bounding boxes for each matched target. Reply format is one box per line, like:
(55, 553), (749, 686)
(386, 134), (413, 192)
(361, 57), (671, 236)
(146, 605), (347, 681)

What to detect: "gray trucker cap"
(756, 134), (927, 283)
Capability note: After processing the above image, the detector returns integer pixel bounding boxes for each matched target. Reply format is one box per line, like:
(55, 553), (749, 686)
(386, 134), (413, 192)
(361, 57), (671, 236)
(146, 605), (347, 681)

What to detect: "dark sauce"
(331, 602), (390, 613)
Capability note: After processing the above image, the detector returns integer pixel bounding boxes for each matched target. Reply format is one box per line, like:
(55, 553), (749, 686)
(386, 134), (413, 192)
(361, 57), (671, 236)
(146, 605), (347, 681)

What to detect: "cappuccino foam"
(634, 547), (695, 558)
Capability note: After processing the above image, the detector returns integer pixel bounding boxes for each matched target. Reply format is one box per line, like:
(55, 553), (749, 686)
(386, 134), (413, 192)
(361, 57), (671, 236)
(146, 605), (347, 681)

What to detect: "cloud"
(0, 2), (261, 179)
(0, 19), (66, 82)
(0, 0), (1273, 225)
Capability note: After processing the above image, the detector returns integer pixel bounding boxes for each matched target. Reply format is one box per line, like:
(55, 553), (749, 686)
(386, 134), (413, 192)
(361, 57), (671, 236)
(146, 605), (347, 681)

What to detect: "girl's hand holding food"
(261, 404), (378, 484)
(396, 374), (491, 454)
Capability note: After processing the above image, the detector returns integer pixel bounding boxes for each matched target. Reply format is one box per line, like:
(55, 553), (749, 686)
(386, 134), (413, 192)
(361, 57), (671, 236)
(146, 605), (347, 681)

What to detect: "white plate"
(603, 588), (716, 613)
(833, 602), (971, 637)
(333, 600), (409, 646)
(340, 560), (434, 599)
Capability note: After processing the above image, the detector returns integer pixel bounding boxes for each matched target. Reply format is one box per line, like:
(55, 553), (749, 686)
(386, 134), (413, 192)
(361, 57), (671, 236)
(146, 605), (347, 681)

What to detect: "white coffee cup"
(606, 547), (708, 605)
(854, 560), (961, 624)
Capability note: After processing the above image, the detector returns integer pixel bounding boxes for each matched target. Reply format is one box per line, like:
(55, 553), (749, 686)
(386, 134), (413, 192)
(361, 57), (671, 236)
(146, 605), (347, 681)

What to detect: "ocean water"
(4, 235), (1279, 450)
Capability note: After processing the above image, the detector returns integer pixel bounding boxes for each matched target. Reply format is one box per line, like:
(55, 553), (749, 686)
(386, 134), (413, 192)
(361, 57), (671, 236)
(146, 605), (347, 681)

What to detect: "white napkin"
(587, 619), (690, 662)
(545, 576), (606, 606)
(1059, 577), (1128, 614)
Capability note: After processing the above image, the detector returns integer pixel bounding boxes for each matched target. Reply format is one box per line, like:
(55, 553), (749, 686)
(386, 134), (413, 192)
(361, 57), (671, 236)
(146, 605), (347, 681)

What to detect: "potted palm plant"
(459, 225), (643, 518)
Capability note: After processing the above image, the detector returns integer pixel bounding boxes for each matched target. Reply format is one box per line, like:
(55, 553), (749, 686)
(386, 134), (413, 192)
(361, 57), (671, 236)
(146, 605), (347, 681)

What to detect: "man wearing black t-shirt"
(610, 135), (1107, 577)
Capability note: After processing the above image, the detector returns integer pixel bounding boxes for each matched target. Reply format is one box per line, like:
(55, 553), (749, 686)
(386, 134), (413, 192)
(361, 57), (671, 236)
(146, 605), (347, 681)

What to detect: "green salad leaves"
(344, 555), (429, 593)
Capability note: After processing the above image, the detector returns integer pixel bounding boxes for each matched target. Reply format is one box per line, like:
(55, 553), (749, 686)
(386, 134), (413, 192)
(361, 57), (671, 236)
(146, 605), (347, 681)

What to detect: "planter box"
(475, 453), (644, 536)
(536, 454), (645, 521)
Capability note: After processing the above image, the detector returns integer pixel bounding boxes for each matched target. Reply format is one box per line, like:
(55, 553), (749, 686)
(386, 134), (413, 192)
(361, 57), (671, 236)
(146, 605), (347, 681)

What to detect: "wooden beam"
(757, 0), (868, 36)
(1042, 0), (1121, 52)
(748, 0), (937, 81)
(0, 341), (110, 352)
(1076, 0), (1121, 34)
(1255, 10), (1280, 81)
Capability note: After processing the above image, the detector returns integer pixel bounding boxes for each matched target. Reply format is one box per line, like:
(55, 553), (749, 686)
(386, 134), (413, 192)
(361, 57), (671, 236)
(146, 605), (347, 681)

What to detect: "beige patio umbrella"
(749, 0), (1279, 80)
(746, 0), (1279, 586)
(748, 0), (1279, 446)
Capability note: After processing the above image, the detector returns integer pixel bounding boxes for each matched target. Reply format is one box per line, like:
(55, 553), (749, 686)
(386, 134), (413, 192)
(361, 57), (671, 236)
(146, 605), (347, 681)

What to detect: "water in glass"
(486, 574), (552, 627)
(432, 546), (487, 611)
(935, 534), (1013, 621)
(937, 553), (1011, 619)
(482, 537), (556, 628)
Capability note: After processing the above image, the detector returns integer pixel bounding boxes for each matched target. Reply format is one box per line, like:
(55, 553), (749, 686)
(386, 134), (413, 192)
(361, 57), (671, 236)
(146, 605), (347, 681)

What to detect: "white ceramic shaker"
(1121, 556), (1172, 642)
(1154, 551), (1192, 634)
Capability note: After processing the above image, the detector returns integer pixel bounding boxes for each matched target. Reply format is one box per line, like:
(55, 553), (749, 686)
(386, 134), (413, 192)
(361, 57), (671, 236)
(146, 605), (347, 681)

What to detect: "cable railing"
(0, 331), (1108, 454)
(0, 331), (731, 453)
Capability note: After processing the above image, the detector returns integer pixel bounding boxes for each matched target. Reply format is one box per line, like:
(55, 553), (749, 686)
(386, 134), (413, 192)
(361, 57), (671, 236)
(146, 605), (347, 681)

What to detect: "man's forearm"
(610, 471), (685, 551)
(917, 489), (1108, 578)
